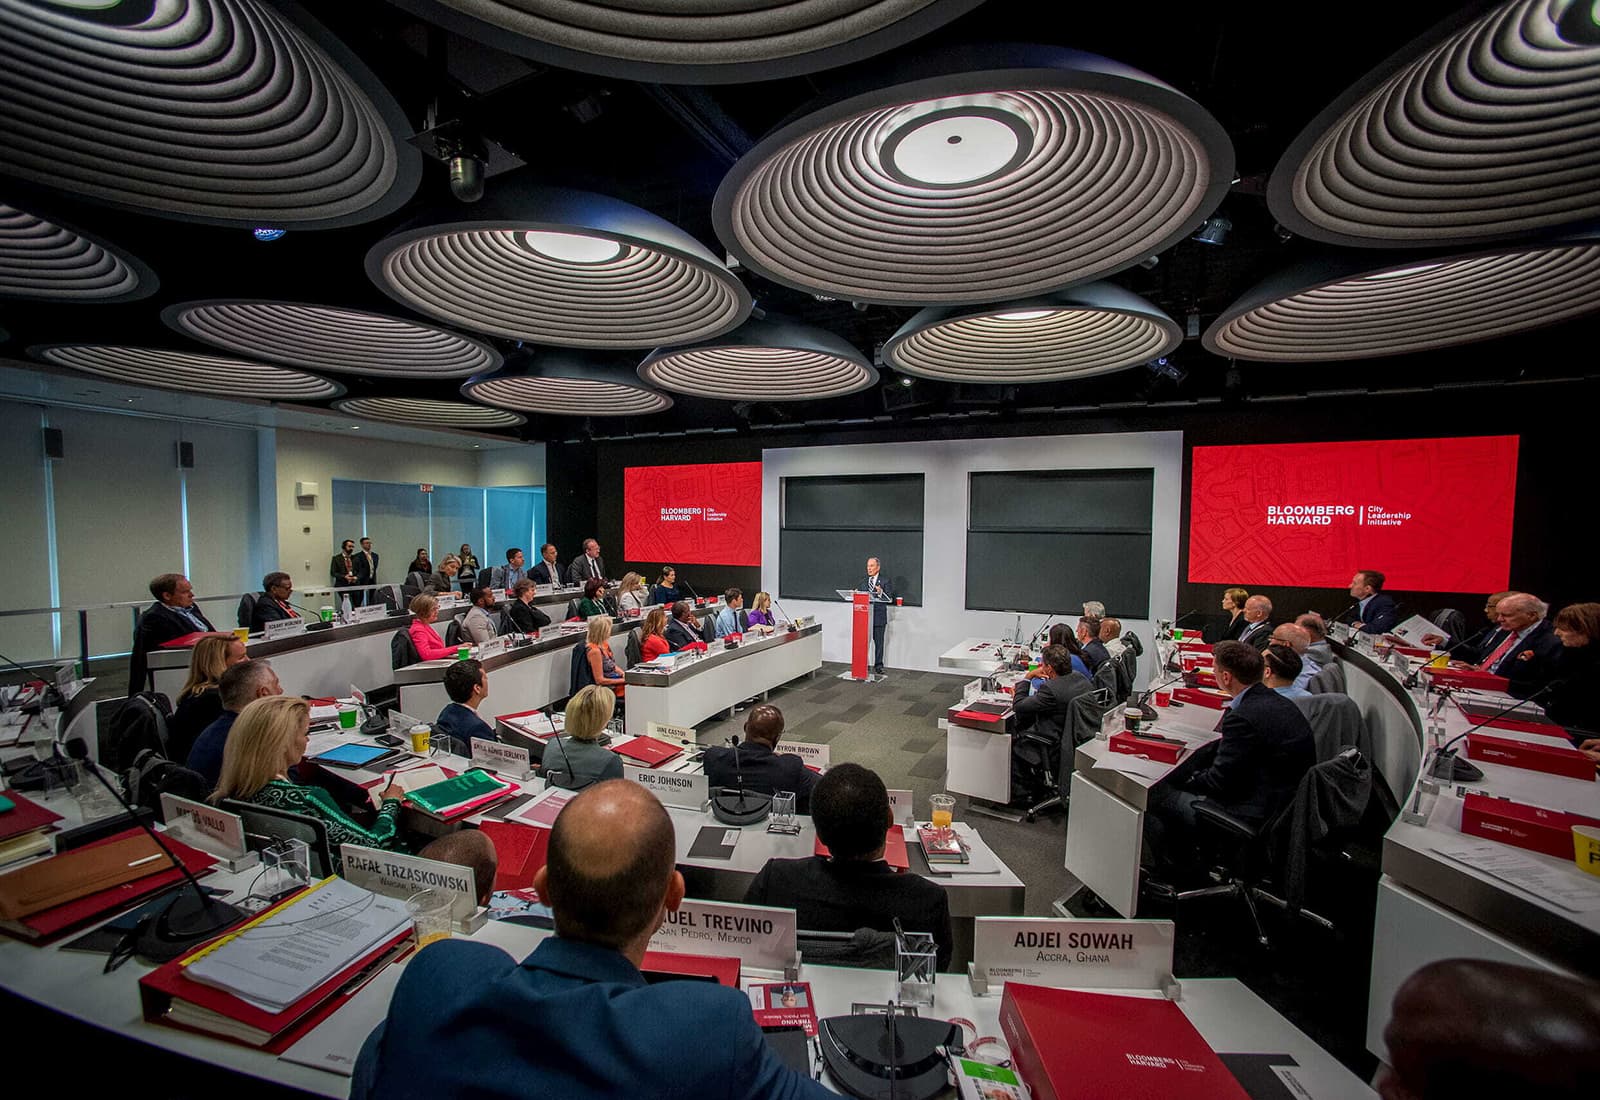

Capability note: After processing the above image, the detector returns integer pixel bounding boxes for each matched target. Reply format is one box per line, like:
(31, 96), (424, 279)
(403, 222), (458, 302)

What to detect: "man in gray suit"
(566, 539), (607, 586)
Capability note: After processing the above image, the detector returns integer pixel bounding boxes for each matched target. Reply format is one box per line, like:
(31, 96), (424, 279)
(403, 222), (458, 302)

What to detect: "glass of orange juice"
(407, 888), (453, 948)
(929, 793), (956, 839)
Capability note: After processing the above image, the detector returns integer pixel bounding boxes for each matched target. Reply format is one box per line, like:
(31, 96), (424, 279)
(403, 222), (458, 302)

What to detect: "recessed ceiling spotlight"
(522, 231), (623, 264)
(878, 100), (1033, 188)
(1193, 216), (1231, 246)
(252, 228), (287, 242)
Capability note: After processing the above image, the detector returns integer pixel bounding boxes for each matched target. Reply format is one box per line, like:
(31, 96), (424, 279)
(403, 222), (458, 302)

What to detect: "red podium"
(836, 588), (877, 682)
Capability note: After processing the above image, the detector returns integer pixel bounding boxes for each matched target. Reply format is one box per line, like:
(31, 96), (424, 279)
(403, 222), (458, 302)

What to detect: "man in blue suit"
(861, 557), (893, 675)
(1350, 569), (1400, 635)
(352, 780), (828, 1100)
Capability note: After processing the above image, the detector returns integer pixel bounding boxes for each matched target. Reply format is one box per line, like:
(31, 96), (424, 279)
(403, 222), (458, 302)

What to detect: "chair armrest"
(1191, 799), (1260, 841)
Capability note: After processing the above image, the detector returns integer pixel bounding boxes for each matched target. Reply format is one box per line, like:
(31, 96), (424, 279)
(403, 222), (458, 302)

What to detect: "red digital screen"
(624, 462), (763, 567)
(1188, 436), (1518, 592)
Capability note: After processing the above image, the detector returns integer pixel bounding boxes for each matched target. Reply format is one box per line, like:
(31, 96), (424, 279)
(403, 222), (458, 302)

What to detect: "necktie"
(1479, 631), (1518, 672)
(282, 600), (298, 619)
(590, 558), (599, 578)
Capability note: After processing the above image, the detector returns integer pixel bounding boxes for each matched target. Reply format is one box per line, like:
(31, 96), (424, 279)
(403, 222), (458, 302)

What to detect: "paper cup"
(1154, 690), (1172, 707)
(319, 606), (334, 623)
(232, 627), (250, 644)
(338, 707), (358, 730)
(1575, 826), (1600, 877)
(408, 724), (432, 754)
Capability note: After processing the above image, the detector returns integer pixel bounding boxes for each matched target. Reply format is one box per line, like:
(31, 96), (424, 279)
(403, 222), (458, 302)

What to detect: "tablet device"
(310, 742), (400, 768)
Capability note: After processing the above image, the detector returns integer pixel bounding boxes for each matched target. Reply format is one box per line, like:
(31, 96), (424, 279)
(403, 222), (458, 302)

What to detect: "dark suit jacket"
(128, 602), (216, 695)
(703, 741), (816, 812)
(1176, 682), (1315, 824)
(330, 554), (359, 586)
(354, 550), (378, 585)
(566, 555), (607, 585)
(530, 559), (562, 586)
(665, 618), (701, 650)
(1498, 620), (1565, 698)
(1081, 639), (1110, 672)
(1010, 671), (1093, 744)
(249, 596), (297, 633)
(1236, 619), (1273, 651)
(1460, 624), (1504, 666)
(1544, 643), (1600, 739)
(352, 937), (828, 1100)
(169, 687), (223, 767)
(1357, 593), (1400, 635)
(745, 855), (953, 970)
(860, 575), (892, 625)
(507, 599), (551, 634)
(1219, 613), (1247, 642)
(433, 702), (493, 750)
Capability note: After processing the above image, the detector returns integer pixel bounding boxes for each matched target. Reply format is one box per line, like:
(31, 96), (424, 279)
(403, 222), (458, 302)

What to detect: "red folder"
(1465, 731), (1596, 781)
(1460, 792), (1600, 859)
(999, 984), (1250, 1100)
(641, 949), (740, 987)
(1425, 667), (1510, 692)
(611, 736), (683, 768)
(815, 826), (910, 871)
(1109, 731), (1185, 764)
(0, 790), (63, 842)
(1172, 687), (1229, 710)
(478, 819), (550, 891)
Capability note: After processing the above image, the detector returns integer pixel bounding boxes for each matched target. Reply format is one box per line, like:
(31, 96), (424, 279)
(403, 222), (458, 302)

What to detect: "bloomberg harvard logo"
(1266, 504), (1412, 528)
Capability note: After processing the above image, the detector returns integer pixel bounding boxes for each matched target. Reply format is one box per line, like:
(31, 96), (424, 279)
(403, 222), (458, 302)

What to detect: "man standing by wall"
(353, 537), (379, 606)
(861, 557), (892, 675)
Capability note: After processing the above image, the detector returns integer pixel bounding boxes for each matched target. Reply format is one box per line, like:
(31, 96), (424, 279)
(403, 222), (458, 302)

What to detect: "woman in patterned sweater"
(210, 695), (408, 872)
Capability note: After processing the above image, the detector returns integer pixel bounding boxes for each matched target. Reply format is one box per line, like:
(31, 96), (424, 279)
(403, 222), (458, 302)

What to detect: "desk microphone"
(63, 738), (243, 960)
(771, 597), (797, 628)
(1167, 609), (1203, 633)
(680, 578), (701, 602)
(542, 712), (578, 788)
(1425, 680), (1562, 784)
(1030, 614), (1057, 647)
(0, 648), (64, 712)
(711, 736), (771, 826)
(1401, 634), (1478, 689)
(1131, 673), (1187, 721)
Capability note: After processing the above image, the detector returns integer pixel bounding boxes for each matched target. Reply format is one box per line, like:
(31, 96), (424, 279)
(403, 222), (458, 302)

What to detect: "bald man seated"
(353, 781), (829, 1100)
(702, 704), (817, 813)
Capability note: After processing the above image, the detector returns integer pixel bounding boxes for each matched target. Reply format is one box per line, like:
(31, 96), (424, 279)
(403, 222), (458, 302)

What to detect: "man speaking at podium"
(860, 557), (893, 675)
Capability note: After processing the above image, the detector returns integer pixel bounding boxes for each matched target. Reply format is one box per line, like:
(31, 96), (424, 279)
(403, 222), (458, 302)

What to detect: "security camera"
(447, 153), (485, 203)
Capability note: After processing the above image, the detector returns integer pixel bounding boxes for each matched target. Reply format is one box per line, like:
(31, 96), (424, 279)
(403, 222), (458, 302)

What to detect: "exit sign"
(419, 483), (433, 493)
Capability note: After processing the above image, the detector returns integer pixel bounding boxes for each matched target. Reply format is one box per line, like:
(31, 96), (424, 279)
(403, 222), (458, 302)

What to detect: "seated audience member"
(1047, 623), (1092, 677)
(1236, 595), (1274, 650)
(529, 543), (561, 587)
(1269, 623), (1318, 691)
(1263, 644), (1310, 699)
(1211, 587), (1250, 643)
(715, 588), (745, 638)
(1377, 959), (1600, 1100)
(1099, 617), (1126, 657)
(539, 686), (623, 791)
(1082, 600), (1106, 621)
(1480, 592), (1563, 696)
(1295, 612), (1333, 669)
(1145, 641), (1315, 867)
(649, 566), (681, 608)
(406, 549), (433, 576)
(250, 572), (302, 632)
(408, 594), (457, 661)
(585, 617), (626, 699)
(210, 696), (406, 870)
(459, 586), (498, 644)
(426, 554), (462, 595)
(665, 600), (701, 650)
(615, 572), (648, 615)
(170, 635), (247, 765)
(746, 591), (777, 632)
(129, 572), (218, 695)
(1350, 569), (1400, 635)
(639, 607), (671, 662)
(1009, 645), (1093, 795)
(434, 659), (493, 749)
(188, 659), (282, 788)
(703, 704), (816, 812)
(506, 578), (552, 634)
(415, 829), (498, 909)
(576, 577), (610, 618)
(1546, 602), (1600, 740)
(492, 547), (529, 590)
(1077, 617), (1109, 672)
(352, 781), (828, 1100)
(1460, 590), (1515, 663)
(744, 764), (953, 970)
(566, 538), (607, 586)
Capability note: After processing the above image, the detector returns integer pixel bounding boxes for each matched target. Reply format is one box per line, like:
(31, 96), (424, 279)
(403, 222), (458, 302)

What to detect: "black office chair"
(624, 627), (643, 666)
(391, 628), (422, 670)
(565, 599), (582, 620)
(1089, 660), (1120, 708)
(1015, 690), (1105, 821)
(402, 571), (428, 602)
(1431, 608), (1469, 647)
(699, 615), (717, 643)
(221, 799), (336, 879)
(444, 618), (462, 647)
(1116, 647), (1138, 700)
(796, 928), (898, 970)
(1123, 632), (1144, 657)
(236, 592), (258, 630)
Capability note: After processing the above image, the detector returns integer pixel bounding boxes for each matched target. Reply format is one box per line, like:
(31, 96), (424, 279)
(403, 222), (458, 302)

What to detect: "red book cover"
(0, 790), (64, 842)
(1465, 731), (1596, 782)
(749, 981), (820, 1036)
(1109, 731), (1185, 764)
(999, 984), (1250, 1100)
(611, 736), (683, 768)
(1424, 667), (1510, 692)
(478, 820), (550, 891)
(1460, 793), (1600, 859)
(640, 949), (740, 987)
(158, 632), (227, 649)
(520, 791), (574, 829)
(1175, 640), (1211, 653)
(1172, 687), (1229, 710)
(815, 826), (909, 871)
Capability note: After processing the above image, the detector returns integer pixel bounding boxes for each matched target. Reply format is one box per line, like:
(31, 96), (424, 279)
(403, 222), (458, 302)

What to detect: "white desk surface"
(938, 637), (1020, 673)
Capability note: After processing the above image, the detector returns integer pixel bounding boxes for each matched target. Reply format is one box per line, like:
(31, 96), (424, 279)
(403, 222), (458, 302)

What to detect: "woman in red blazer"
(408, 594), (456, 661)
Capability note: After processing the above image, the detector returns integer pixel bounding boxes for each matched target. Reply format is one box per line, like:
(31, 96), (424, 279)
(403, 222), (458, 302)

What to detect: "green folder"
(405, 771), (510, 817)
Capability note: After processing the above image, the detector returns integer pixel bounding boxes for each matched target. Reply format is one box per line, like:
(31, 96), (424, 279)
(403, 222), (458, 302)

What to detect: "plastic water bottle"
(340, 594), (352, 624)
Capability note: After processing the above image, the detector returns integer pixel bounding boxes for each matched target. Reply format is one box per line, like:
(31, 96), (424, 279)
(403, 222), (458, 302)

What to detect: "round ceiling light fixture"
(638, 317), (876, 401)
(1269, 0), (1600, 247)
(0, 0), (419, 228)
(30, 344), (342, 401)
(883, 283), (1182, 384)
(0, 200), (156, 302)
(380, 0), (985, 84)
(333, 396), (525, 429)
(369, 185), (751, 349)
(714, 46), (1234, 305)
(164, 300), (501, 380)
(1204, 235), (1600, 362)
(462, 351), (673, 417)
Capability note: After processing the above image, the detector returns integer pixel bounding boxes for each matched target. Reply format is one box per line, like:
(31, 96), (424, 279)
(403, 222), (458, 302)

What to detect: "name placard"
(340, 844), (478, 923)
(471, 736), (533, 778)
(784, 741), (830, 769)
(648, 720), (697, 746)
(477, 637), (508, 659)
(265, 617), (308, 641)
(160, 793), (247, 858)
(963, 678), (982, 703)
(626, 764), (709, 809)
(352, 604), (388, 623)
(649, 899), (796, 971)
(887, 789), (915, 827)
(972, 918), (1175, 991)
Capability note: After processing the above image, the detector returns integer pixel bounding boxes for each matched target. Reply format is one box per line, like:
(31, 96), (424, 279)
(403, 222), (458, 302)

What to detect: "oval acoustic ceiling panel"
(334, 396), (526, 429)
(1269, 0), (1600, 247)
(370, 186), (750, 349)
(383, 0), (986, 84)
(638, 317), (876, 401)
(31, 344), (342, 400)
(714, 46), (1234, 305)
(1204, 236), (1600, 362)
(883, 283), (1181, 383)
(165, 300), (501, 380)
(0, 0), (419, 228)
(0, 200), (155, 302)
(462, 352), (673, 416)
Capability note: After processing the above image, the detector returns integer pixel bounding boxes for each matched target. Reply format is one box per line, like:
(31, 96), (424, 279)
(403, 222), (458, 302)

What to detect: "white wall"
(761, 432), (1184, 681)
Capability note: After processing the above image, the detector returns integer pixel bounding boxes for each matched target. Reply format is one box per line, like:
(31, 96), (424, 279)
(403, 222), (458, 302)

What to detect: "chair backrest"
(1067, 690), (1107, 750)
(105, 692), (174, 774)
(236, 592), (258, 630)
(1091, 659), (1121, 704)
(444, 618), (462, 647)
(796, 928), (898, 970)
(1431, 608), (1469, 647)
(1307, 661), (1346, 695)
(565, 599), (582, 620)
(391, 628), (421, 670)
(220, 798), (335, 878)
(570, 642), (596, 694)
(1292, 692), (1370, 764)
(625, 627), (643, 666)
(1116, 646), (1138, 698)
(700, 615), (718, 643)
(402, 572), (427, 601)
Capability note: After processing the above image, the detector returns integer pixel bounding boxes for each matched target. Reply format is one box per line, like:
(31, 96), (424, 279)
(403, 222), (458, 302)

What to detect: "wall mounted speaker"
(42, 427), (63, 460)
(177, 441), (195, 469)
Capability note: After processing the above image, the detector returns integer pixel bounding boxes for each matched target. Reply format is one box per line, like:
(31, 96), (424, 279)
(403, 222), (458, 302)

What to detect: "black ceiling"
(4, 0), (1595, 442)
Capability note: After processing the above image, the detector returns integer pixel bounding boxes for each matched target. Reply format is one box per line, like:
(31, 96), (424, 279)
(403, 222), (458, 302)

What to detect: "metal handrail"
(0, 582), (395, 618)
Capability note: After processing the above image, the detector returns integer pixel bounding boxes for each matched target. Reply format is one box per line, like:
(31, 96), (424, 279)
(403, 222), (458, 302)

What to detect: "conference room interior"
(4, 1), (1600, 1097)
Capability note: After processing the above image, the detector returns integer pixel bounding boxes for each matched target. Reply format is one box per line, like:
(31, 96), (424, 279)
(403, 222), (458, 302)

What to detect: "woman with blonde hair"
(170, 634), (248, 763)
(538, 685), (622, 790)
(585, 615), (626, 699)
(745, 591), (776, 633)
(640, 606), (671, 662)
(1218, 587), (1250, 642)
(615, 571), (647, 615)
(211, 695), (406, 871)
(427, 554), (462, 595)
(408, 593), (456, 661)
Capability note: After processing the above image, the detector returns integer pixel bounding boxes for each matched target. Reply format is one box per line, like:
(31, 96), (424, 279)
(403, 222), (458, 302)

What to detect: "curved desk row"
(623, 623), (824, 739)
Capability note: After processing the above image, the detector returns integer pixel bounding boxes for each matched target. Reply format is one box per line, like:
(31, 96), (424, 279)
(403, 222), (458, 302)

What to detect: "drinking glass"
(929, 793), (955, 839)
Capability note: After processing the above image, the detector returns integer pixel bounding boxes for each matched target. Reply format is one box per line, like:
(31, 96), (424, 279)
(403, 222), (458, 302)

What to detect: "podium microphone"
(63, 738), (243, 960)
(711, 736), (771, 826)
